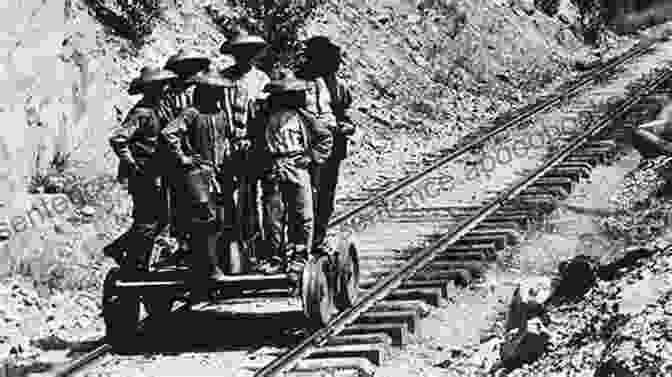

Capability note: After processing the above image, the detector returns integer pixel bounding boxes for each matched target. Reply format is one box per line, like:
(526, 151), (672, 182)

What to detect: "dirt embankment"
(0, 0), (644, 370)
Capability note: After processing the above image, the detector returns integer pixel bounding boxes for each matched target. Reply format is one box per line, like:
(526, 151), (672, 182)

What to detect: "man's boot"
(206, 232), (227, 281)
(188, 218), (227, 303)
(120, 240), (153, 274)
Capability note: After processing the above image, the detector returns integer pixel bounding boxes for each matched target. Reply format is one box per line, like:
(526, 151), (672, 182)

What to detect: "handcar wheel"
(102, 267), (140, 347)
(334, 238), (360, 311)
(301, 255), (336, 328)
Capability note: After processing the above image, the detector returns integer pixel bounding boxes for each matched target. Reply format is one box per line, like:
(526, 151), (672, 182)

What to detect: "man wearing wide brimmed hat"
(296, 36), (355, 252)
(219, 29), (270, 128)
(157, 50), (213, 254)
(106, 66), (178, 272)
(161, 68), (240, 295)
(253, 69), (332, 275)
(159, 49), (212, 125)
(219, 29), (271, 255)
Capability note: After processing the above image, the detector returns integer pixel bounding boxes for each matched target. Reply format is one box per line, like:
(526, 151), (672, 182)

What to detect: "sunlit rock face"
(0, 0), (119, 214)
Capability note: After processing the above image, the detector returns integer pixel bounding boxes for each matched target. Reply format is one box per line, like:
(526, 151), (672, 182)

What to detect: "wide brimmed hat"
(164, 50), (211, 74)
(128, 67), (178, 95)
(220, 31), (268, 54)
(303, 36), (341, 57)
(187, 68), (234, 88)
(264, 70), (308, 94)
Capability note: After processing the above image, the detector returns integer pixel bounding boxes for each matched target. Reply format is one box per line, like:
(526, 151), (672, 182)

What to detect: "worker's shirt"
(156, 82), (197, 125)
(304, 77), (337, 131)
(265, 109), (309, 156)
(262, 107), (332, 162)
(260, 107), (332, 182)
(161, 107), (234, 169)
(221, 65), (270, 128)
(324, 78), (354, 160)
(326, 79), (353, 123)
(109, 98), (162, 180)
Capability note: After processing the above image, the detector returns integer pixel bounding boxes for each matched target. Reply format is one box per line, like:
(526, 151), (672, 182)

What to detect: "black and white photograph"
(2, 0), (672, 376)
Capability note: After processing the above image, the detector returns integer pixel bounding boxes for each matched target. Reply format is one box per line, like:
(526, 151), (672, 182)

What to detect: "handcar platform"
(102, 236), (361, 346)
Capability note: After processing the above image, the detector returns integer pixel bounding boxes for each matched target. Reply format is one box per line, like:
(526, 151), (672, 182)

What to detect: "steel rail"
(52, 36), (664, 377)
(50, 301), (188, 377)
(328, 36), (663, 229)
(52, 344), (112, 377)
(253, 67), (672, 377)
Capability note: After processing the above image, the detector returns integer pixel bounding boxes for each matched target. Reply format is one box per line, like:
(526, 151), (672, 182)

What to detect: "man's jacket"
(253, 106), (332, 179)
(325, 79), (353, 161)
(156, 81), (197, 125)
(160, 107), (235, 171)
(220, 65), (270, 129)
(300, 75), (354, 161)
(304, 78), (337, 131)
(109, 99), (163, 182)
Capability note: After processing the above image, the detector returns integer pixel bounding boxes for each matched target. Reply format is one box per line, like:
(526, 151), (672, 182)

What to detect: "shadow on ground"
(111, 304), (308, 356)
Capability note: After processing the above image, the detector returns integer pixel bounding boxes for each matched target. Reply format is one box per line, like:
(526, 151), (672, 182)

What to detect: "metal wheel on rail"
(102, 267), (140, 347)
(334, 236), (360, 310)
(301, 254), (336, 327)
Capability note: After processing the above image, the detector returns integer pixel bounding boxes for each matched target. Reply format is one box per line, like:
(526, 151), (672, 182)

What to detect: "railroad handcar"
(101, 232), (360, 345)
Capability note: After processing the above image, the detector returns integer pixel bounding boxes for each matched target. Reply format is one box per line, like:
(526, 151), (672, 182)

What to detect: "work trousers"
(124, 175), (165, 271)
(238, 175), (261, 244)
(174, 164), (229, 278)
(312, 156), (343, 248)
(217, 171), (236, 233)
(261, 167), (314, 259)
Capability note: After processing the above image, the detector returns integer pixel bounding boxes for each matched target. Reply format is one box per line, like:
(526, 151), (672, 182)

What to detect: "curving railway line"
(252, 63), (672, 377)
(53, 34), (671, 377)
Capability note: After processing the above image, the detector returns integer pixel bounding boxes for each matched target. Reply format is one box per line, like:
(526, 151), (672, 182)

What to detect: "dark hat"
(304, 36), (341, 55)
(164, 50), (211, 74)
(128, 67), (178, 95)
(220, 30), (268, 54)
(187, 68), (234, 88)
(264, 69), (308, 94)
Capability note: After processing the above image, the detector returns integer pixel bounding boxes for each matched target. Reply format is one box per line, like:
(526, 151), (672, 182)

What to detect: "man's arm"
(335, 81), (356, 135)
(298, 109), (333, 164)
(160, 107), (199, 167)
(109, 107), (155, 167)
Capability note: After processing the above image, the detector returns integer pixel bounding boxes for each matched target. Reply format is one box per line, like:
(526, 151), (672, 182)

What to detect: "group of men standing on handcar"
(105, 29), (355, 300)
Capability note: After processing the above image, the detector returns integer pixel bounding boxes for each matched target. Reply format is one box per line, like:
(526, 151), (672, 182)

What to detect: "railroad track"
(247, 66), (672, 377)
(51, 35), (667, 377)
(329, 34), (665, 230)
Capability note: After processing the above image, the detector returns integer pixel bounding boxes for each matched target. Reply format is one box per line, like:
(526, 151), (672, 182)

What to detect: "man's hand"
(180, 156), (194, 168)
(233, 138), (252, 153)
(338, 121), (356, 136)
(126, 159), (144, 177)
(294, 155), (313, 168)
